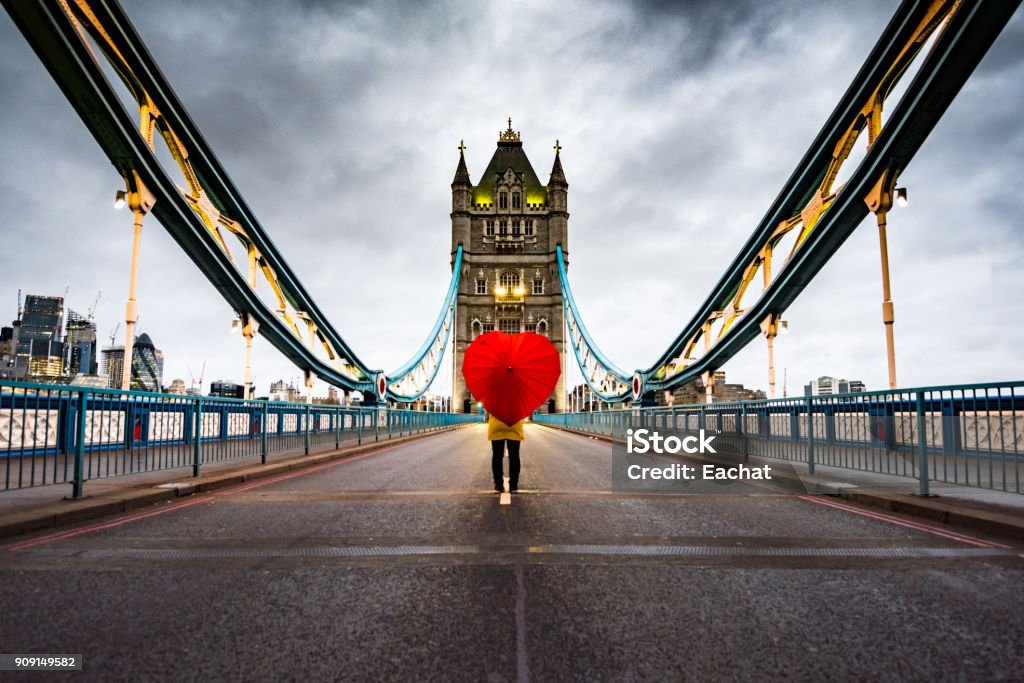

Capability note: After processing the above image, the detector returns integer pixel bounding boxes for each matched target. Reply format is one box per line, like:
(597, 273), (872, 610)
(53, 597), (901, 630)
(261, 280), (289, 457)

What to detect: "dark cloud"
(0, 0), (1021, 397)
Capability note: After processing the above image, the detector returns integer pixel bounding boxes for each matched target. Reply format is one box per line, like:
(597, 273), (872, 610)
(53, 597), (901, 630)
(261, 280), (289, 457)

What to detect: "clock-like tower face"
(450, 122), (568, 414)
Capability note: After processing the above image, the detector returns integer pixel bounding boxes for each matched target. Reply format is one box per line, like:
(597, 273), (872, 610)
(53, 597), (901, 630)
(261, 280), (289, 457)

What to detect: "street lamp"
(113, 190), (127, 209)
(895, 187), (908, 207)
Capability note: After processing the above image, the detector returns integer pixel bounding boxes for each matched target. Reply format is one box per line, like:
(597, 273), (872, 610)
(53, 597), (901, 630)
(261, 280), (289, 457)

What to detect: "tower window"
(512, 221), (521, 237)
(499, 192), (508, 209)
(476, 279), (487, 295)
(484, 220), (494, 236)
(533, 278), (544, 295)
(536, 320), (548, 336)
(499, 270), (521, 290)
(498, 221), (508, 236)
(499, 318), (521, 334)
(525, 220), (534, 237)
(512, 193), (521, 209)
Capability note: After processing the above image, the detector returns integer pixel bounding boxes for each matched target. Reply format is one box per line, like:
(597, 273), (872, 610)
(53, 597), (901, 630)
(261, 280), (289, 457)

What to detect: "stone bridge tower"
(450, 119), (567, 414)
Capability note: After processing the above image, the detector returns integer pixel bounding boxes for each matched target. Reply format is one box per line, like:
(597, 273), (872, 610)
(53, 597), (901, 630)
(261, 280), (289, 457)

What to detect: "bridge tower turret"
(451, 140), (473, 256)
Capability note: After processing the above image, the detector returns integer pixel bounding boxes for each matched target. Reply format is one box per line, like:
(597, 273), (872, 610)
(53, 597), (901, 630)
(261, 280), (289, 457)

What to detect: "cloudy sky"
(0, 0), (1021, 398)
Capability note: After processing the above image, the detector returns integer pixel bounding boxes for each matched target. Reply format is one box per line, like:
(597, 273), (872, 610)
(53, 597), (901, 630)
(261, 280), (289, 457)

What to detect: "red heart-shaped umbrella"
(462, 331), (561, 425)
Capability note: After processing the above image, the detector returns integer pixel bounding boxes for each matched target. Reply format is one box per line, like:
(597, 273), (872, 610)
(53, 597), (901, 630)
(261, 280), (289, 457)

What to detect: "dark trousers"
(491, 439), (521, 489)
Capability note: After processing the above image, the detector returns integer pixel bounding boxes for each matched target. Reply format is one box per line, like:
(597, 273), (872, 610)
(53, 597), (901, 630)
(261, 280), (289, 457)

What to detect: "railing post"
(260, 405), (268, 464)
(375, 407), (380, 442)
(805, 397), (815, 475)
(740, 403), (749, 463)
(358, 410), (363, 445)
(915, 390), (930, 496)
(335, 407), (341, 449)
(193, 397), (203, 477)
(71, 389), (88, 499)
(304, 404), (311, 455)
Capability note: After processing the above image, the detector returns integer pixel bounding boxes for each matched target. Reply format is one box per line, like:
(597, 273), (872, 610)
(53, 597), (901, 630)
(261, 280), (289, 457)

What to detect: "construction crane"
(187, 360), (207, 394)
(108, 322), (120, 348)
(87, 290), (102, 320)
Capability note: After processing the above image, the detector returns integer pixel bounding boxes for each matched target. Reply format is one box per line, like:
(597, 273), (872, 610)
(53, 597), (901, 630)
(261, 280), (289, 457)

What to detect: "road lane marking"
(501, 477), (511, 505)
(11, 544), (1015, 559)
(515, 565), (530, 683)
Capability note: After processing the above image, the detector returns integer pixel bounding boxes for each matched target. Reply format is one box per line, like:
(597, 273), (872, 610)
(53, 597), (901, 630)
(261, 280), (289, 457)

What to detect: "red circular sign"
(631, 373), (643, 401)
(375, 373), (387, 400)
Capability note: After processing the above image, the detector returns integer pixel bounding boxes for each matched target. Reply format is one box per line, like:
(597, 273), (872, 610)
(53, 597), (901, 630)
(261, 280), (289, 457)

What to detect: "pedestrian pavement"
(0, 427), (468, 540)
(542, 424), (1024, 541)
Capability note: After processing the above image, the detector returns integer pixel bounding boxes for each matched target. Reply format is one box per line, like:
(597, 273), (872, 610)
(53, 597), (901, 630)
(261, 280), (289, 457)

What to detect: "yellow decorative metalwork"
(57, 0), (368, 385)
(499, 117), (521, 143)
(651, 0), (960, 385)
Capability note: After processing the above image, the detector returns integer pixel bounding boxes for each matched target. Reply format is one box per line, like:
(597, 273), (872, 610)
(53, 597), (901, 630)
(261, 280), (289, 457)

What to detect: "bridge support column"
(115, 172), (155, 391)
(304, 370), (314, 404)
(865, 171), (901, 390)
(241, 314), (259, 400)
(760, 314), (785, 400)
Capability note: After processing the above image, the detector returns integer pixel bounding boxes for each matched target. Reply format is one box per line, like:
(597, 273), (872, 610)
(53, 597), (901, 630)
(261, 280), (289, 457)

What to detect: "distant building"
(101, 346), (124, 389)
(166, 378), (187, 395)
(268, 379), (300, 402)
(64, 310), (98, 376)
(804, 376), (866, 397)
(663, 371), (766, 405)
(210, 380), (244, 399)
(17, 295), (65, 382)
(101, 331), (164, 392)
(0, 325), (21, 382)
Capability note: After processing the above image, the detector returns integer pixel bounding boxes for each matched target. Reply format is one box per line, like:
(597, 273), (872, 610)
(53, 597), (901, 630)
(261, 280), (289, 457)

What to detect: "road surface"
(2, 423), (1022, 681)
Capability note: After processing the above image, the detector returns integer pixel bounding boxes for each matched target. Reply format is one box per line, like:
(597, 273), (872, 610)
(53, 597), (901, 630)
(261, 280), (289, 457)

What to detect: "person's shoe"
(509, 484), (519, 493)
(494, 484), (505, 493)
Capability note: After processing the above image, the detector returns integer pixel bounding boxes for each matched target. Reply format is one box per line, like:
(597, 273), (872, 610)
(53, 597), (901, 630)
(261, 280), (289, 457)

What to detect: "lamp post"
(114, 172), (155, 391)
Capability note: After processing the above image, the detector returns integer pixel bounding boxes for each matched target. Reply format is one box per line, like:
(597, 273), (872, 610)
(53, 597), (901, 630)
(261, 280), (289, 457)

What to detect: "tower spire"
(549, 139), (566, 186)
(452, 139), (471, 185)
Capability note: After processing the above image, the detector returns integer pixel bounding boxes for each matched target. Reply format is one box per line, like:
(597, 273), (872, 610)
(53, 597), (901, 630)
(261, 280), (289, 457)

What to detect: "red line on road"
(3, 441), (413, 552)
(749, 479), (1007, 549)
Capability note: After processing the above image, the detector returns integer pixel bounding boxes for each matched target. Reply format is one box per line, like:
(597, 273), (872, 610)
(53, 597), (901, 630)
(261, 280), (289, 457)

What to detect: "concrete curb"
(0, 425), (474, 541)
(537, 422), (1024, 541)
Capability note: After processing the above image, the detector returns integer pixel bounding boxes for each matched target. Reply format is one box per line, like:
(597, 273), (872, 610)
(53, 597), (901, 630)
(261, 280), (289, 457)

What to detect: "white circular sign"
(375, 373), (387, 400)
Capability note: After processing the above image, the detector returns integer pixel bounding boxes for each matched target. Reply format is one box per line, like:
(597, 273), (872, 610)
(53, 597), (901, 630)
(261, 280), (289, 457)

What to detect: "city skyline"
(1, 1), (1022, 401)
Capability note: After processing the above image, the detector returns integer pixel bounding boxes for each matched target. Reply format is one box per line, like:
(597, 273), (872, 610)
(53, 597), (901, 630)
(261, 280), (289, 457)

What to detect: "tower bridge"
(1, 1), (1023, 680)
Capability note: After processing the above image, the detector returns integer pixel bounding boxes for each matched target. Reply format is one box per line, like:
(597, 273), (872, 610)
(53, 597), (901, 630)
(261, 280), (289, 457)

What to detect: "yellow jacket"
(487, 414), (524, 441)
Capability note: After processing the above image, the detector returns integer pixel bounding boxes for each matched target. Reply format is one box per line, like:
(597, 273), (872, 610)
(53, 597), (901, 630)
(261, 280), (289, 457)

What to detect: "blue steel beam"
(386, 246), (462, 402)
(557, 246), (632, 402)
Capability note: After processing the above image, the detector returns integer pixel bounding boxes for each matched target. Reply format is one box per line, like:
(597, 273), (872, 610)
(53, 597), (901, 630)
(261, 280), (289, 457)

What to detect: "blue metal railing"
(0, 380), (481, 497)
(535, 380), (1024, 495)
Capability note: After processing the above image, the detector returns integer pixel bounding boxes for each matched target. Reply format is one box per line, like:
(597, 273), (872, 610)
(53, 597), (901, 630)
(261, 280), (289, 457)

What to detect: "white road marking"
(501, 477), (512, 505)
(515, 565), (530, 683)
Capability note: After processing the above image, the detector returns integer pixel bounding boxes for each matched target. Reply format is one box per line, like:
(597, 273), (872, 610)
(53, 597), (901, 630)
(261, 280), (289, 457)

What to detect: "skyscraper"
(16, 295), (65, 382)
(101, 332), (164, 392)
(64, 310), (98, 376)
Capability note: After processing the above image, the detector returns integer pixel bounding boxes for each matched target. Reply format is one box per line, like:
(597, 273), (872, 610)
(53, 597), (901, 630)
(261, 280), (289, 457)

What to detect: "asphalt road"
(1, 423), (1022, 682)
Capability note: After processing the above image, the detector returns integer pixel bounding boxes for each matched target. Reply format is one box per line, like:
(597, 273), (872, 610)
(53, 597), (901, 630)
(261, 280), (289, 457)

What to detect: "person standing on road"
(488, 413), (523, 493)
